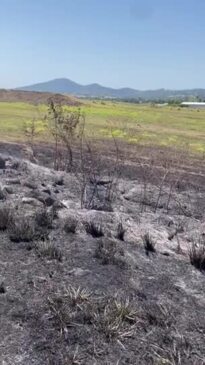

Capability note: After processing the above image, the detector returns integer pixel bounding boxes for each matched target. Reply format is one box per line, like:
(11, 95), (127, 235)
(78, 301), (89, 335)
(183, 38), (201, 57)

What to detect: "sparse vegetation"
(2, 1), (205, 362)
(47, 288), (136, 344)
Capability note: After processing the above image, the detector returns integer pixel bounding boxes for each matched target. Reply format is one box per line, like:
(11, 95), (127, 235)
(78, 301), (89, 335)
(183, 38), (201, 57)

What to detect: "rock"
(44, 196), (56, 207)
(22, 197), (43, 206)
(42, 188), (51, 195)
(68, 268), (91, 277)
(5, 178), (21, 185)
(3, 186), (14, 194)
(0, 156), (6, 169)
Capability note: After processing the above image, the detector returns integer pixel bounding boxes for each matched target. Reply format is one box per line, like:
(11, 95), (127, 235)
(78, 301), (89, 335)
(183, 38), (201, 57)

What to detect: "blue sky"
(1, 0), (205, 89)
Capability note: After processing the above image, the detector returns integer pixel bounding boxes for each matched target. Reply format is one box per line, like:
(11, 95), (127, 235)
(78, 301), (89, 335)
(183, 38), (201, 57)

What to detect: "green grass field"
(0, 100), (205, 153)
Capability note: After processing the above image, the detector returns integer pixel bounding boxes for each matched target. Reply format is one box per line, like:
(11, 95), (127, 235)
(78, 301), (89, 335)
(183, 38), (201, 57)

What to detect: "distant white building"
(181, 102), (205, 109)
(157, 103), (168, 107)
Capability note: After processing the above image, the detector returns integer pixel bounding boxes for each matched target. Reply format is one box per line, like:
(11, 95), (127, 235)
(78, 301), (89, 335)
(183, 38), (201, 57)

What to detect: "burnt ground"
(0, 143), (205, 364)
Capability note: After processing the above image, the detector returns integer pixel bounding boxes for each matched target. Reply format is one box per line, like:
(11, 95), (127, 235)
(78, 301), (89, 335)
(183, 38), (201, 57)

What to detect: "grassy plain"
(0, 100), (205, 153)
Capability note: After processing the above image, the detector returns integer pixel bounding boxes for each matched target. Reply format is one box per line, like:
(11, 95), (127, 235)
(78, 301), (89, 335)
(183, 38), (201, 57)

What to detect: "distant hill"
(17, 78), (205, 101)
(0, 89), (81, 106)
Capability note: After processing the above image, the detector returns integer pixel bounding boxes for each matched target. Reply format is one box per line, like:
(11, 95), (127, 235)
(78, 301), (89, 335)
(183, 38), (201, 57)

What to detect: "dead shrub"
(9, 216), (36, 243)
(189, 240), (205, 271)
(0, 156), (6, 169)
(47, 100), (83, 171)
(95, 238), (125, 267)
(84, 221), (104, 238)
(64, 216), (78, 234)
(0, 204), (11, 230)
(143, 233), (156, 255)
(0, 282), (6, 294)
(116, 222), (125, 241)
(35, 208), (53, 228)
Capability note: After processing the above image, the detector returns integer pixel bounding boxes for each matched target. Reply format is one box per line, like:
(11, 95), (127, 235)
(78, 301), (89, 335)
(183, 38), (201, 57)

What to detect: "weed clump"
(64, 216), (78, 234)
(95, 296), (137, 341)
(9, 216), (36, 242)
(36, 240), (62, 261)
(95, 238), (125, 267)
(84, 221), (104, 238)
(47, 287), (136, 342)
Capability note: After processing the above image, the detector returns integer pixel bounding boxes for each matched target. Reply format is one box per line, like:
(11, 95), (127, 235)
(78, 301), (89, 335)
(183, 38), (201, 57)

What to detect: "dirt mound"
(0, 89), (81, 106)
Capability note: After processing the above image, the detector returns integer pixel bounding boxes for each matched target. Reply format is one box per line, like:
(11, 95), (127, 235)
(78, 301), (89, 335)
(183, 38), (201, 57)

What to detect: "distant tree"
(167, 99), (181, 106)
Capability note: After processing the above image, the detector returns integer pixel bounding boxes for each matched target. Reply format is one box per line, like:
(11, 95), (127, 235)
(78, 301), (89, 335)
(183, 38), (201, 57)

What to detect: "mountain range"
(17, 78), (205, 101)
